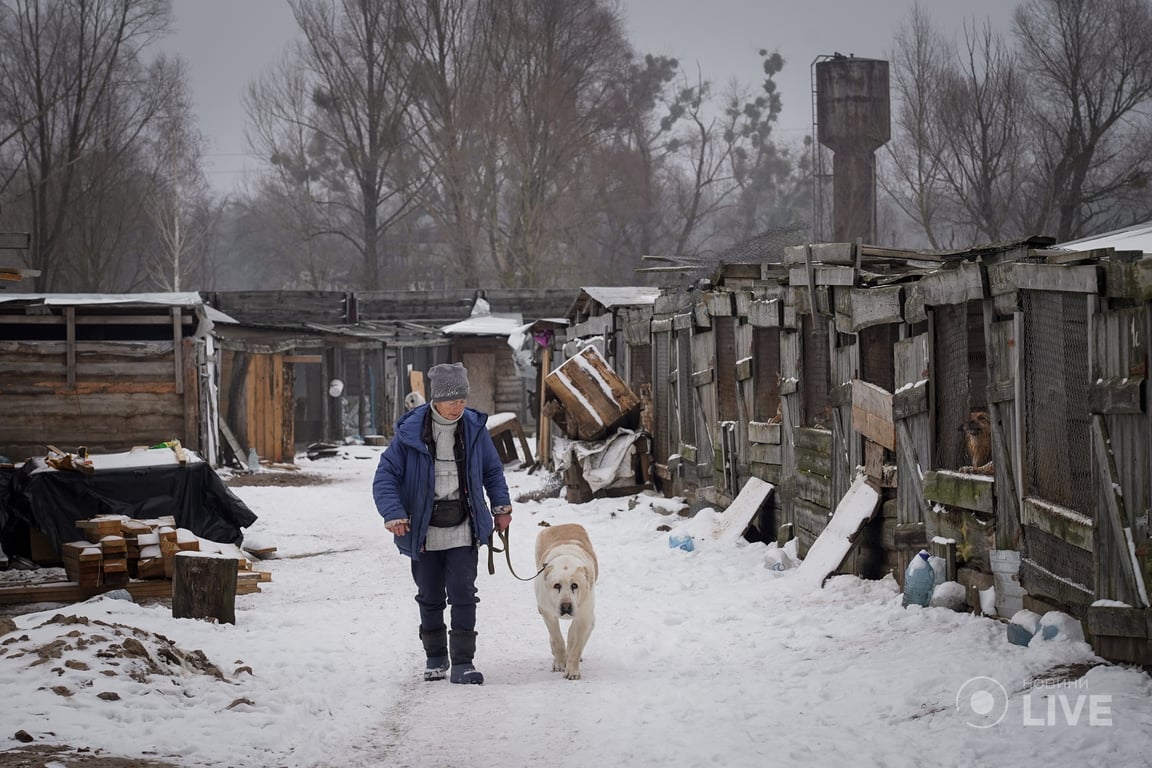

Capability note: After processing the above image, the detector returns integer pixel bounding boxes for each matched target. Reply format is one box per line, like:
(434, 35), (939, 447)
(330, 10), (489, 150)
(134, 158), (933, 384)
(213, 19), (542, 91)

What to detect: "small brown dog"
(959, 408), (993, 475)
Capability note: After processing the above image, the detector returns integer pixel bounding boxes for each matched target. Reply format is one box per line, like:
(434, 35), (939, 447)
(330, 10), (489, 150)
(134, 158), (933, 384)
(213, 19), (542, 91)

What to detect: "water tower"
(813, 55), (890, 244)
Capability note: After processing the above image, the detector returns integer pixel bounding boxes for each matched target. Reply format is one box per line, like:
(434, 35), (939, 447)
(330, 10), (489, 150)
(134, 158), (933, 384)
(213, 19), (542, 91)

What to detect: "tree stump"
(172, 552), (237, 624)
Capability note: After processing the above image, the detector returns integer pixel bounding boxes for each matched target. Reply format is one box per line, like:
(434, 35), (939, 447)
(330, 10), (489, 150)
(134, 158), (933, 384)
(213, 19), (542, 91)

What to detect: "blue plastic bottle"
(902, 549), (935, 607)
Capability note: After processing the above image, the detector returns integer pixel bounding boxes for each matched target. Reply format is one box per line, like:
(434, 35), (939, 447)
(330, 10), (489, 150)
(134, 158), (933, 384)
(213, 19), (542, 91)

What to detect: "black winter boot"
(419, 626), (449, 682)
(449, 629), (483, 684)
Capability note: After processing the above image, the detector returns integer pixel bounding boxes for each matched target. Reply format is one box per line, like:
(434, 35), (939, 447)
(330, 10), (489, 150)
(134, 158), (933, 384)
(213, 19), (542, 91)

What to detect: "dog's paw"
(552, 658), (566, 672)
(564, 668), (582, 680)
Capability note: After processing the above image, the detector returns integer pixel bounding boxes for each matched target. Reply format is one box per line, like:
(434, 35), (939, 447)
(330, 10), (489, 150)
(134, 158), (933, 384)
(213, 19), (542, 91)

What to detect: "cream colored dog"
(535, 523), (598, 680)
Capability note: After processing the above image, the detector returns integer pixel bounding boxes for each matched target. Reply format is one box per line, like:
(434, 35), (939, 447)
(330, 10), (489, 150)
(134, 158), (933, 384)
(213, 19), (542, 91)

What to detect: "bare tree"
(881, 4), (953, 249)
(400, 0), (496, 287)
(1014, 0), (1152, 240)
(246, 0), (425, 290)
(145, 59), (214, 291)
(935, 20), (1029, 243)
(717, 50), (811, 244)
(0, 0), (175, 291)
(482, 0), (633, 287)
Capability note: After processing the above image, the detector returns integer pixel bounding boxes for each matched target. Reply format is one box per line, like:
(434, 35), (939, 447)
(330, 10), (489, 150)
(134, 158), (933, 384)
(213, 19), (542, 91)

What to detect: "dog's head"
(959, 408), (991, 436)
(541, 555), (592, 619)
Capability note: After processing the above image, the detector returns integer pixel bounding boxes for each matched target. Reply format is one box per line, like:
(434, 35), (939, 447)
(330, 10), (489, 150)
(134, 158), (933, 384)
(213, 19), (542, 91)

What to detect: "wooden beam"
(172, 307), (184, 395)
(1012, 263), (1099, 294)
(0, 315), (194, 325)
(1021, 496), (1093, 553)
(922, 470), (995, 514)
(65, 306), (76, 389)
(851, 379), (895, 450)
(1092, 415), (1148, 605)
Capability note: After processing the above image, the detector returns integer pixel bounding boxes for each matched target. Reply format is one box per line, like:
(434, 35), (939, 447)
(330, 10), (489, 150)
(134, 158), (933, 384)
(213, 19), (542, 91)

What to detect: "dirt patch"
(0, 744), (182, 767)
(224, 471), (332, 488)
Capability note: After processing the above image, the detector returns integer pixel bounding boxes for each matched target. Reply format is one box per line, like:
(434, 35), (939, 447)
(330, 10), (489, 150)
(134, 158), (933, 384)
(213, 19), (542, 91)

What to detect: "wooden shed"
(0, 293), (220, 464)
(202, 291), (379, 464)
(654, 228), (1152, 665)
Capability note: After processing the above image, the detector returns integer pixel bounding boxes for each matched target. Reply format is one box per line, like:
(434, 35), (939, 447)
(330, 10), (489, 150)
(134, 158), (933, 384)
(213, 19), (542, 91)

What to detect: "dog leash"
(487, 528), (546, 581)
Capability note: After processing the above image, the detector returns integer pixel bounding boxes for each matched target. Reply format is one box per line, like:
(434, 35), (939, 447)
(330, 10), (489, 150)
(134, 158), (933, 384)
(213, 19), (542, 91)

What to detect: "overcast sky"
(166, 0), (1015, 195)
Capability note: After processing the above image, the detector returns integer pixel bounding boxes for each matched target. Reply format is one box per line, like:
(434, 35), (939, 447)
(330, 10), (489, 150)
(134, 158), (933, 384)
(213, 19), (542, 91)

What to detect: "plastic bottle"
(902, 549), (935, 607)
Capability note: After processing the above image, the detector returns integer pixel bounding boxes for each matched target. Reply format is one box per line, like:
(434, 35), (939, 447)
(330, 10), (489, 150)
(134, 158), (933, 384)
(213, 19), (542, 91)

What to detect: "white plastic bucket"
(990, 549), (1025, 617)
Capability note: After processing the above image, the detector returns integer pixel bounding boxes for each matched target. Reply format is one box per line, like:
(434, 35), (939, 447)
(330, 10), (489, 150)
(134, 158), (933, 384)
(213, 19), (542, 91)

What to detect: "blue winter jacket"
(372, 404), (511, 559)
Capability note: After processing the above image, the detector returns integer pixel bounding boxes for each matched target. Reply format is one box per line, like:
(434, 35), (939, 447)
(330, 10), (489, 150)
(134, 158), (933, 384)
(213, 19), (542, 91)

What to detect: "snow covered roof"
(578, 286), (660, 308)
(1057, 221), (1152, 254)
(0, 292), (205, 307)
(440, 296), (523, 336)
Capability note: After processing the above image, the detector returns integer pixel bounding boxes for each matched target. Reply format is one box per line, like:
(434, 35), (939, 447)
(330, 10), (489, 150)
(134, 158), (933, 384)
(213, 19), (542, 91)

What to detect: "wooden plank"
(749, 443), (782, 465)
(748, 299), (781, 328)
(691, 368), (715, 387)
(0, 314), (194, 326)
(182, 340), (199, 451)
(893, 380), (929, 419)
(219, 418), (248, 462)
(693, 302), (711, 329)
(1012, 263), (1099, 294)
(903, 283), (927, 324)
(922, 470), (995, 514)
(748, 421), (781, 444)
(793, 472), (881, 587)
(1102, 259), (1152, 301)
(918, 261), (985, 306)
(171, 307), (183, 394)
(849, 285), (903, 331)
(0, 576), (259, 605)
(65, 306), (76, 389)
(707, 292), (734, 316)
(788, 264), (857, 287)
(1092, 415), (1147, 605)
(895, 420), (932, 521)
(1021, 496), (1093, 553)
(793, 469), (833, 508)
(783, 242), (857, 267)
(1088, 377), (1144, 415)
(1020, 558), (1093, 609)
(1087, 605), (1149, 639)
(851, 379), (895, 450)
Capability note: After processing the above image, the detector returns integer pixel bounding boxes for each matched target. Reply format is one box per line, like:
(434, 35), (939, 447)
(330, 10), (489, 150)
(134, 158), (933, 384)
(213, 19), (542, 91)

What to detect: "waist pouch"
(429, 499), (467, 528)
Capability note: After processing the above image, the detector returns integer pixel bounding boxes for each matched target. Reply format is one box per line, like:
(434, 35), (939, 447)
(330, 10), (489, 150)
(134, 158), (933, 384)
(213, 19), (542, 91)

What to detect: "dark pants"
(411, 545), (478, 632)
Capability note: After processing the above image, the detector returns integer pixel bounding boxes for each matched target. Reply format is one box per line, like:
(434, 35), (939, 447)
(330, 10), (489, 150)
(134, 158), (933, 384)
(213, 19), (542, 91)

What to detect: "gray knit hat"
(428, 362), (470, 402)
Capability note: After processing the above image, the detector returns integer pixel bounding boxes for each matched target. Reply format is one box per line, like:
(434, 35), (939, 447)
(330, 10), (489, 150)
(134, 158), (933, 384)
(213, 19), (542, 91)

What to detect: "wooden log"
(172, 552), (238, 624)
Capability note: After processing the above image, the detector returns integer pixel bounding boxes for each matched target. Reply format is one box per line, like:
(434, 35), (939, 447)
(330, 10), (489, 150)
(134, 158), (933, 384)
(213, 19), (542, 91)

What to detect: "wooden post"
(172, 552), (237, 624)
(537, 345), (552, 468)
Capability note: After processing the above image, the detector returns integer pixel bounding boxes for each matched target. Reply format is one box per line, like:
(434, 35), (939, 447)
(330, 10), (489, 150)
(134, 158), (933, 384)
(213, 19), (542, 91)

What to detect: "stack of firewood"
(60, 514), (269, 590)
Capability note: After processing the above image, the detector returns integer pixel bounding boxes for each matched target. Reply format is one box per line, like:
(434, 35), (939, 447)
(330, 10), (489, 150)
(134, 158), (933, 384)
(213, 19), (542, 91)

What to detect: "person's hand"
(493, 505), (512, 533)
(385, 518), (410, 536)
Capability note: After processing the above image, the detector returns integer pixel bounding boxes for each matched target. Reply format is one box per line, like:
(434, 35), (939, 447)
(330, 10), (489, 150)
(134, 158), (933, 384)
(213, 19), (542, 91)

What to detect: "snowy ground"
(1, 444), (1151, 767)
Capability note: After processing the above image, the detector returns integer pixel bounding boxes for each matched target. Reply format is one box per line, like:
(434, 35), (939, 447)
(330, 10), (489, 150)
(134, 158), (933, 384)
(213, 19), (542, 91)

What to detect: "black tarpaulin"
(1, 458), (257, 556)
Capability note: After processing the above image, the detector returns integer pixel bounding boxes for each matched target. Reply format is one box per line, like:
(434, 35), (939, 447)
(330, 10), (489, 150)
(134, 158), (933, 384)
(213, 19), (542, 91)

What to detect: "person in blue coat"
(372, 362), (512, 685)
